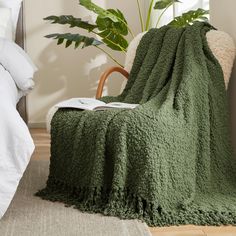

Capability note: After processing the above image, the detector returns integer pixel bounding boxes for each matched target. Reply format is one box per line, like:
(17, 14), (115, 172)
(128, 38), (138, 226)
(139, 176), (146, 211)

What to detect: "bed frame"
(16, 3), (27, 123)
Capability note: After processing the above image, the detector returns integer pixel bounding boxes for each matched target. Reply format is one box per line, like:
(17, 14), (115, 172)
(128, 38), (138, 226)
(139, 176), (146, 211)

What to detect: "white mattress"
(0, 65), (35, 218)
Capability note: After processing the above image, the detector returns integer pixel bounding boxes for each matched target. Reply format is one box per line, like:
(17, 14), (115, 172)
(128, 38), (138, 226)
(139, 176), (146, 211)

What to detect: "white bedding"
(0, 65), (35, 218)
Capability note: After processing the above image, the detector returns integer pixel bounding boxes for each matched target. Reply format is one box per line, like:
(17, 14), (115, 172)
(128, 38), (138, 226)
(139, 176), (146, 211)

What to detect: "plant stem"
(145, 0), (154, 31)
(95, 46), (124, 68)
(155, 3), (173, 28)
(172, 1), (176, 20)
(136, 0), (145, 32)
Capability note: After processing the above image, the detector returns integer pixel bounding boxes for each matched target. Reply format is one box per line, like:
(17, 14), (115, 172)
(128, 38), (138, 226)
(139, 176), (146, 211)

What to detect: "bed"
(0, 1), (36, 218)
(16, 2), (27, 122)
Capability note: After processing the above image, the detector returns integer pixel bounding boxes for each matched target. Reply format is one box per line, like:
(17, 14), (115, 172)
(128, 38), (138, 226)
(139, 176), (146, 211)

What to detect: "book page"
(56, 98), (106, 111)
(94, 102), (139, 111)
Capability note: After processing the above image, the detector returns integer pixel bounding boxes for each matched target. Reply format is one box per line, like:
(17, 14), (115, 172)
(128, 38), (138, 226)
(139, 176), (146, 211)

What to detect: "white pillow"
(0, 8), (13, 40)
(0, 0), (22, 39)
(0, 38), (38, 91)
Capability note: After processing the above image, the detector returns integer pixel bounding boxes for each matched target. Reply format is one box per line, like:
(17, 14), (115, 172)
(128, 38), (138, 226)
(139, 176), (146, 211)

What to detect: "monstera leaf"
(44, 15), (97, 32)
(96, 9), (128, 36)
(169, 8), (209, 27)
(98, 30), (128, 51)
(79, 0), (121, 23)
(96, 9), (128, 51)
(79, 0), (129, 51)
(45, 33), (103, 49)
(154, 0), (181, 10)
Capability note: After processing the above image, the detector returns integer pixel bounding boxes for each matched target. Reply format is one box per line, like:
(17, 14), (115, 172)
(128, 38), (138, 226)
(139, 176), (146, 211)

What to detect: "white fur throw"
(47, 30), (236, 132)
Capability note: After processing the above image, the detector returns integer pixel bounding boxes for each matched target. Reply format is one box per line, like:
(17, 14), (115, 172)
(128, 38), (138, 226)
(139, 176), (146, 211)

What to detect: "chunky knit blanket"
(37, 22), (236, 226)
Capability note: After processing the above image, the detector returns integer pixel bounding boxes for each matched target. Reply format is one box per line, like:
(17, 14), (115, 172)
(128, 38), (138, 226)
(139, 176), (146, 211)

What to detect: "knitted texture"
(36, 23), (236, 226)
(124, 31), (235, 88)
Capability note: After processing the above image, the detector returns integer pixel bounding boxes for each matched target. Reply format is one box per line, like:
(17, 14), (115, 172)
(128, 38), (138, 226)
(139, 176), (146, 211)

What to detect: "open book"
(56, 98), (139, 111)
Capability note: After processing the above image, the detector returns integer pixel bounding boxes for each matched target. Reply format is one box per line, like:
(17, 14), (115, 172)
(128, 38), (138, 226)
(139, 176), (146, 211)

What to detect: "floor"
(30, 128), (236, 236)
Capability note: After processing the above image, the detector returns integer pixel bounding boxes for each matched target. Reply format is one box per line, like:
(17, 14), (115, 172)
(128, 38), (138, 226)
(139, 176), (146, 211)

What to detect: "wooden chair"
(96, 67), (129, 99)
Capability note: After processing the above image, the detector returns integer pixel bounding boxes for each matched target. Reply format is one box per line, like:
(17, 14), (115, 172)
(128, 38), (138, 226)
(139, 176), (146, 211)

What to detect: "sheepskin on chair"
(46, 29), (235, 132)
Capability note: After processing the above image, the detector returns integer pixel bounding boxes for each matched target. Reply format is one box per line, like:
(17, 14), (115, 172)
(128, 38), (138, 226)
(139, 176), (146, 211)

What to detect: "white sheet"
(0, 0), (23, 39)
(0, 65), (35, 218)
(0, 8), (13, 40)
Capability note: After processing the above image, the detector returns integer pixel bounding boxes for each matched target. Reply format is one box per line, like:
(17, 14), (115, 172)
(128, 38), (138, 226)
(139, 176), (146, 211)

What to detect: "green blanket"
(37, 22), (236, 226)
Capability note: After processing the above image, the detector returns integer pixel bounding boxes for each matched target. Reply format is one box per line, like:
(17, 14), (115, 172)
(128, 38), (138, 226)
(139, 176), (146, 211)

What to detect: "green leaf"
(98, 29), (128, 51)
(79, 0), (129, 51)
(57, 38), (64, 45)
(154, 0), (181, 10)
(45, 33), (103, 49)
(96, 9), (128, 36)
(169, 8), (209, 28)
(44, 15), (97, 32)
(79, 0), (119, 23)
(95, 9), (128, 51)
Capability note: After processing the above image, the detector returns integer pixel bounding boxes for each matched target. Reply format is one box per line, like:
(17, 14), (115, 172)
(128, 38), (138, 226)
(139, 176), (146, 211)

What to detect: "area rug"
(0, 160), (151, 236)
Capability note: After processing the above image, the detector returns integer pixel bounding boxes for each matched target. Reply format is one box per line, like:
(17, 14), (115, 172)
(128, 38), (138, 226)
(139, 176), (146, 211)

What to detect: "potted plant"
(44, 0), (209, 67)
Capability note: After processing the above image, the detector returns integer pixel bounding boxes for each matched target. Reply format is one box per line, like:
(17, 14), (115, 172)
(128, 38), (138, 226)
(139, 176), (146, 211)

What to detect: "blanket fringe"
(36, 178), (236, 227)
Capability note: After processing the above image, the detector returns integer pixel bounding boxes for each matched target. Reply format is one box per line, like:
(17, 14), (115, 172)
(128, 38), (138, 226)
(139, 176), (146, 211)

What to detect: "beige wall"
(25, 0), (147, 126)
(210, 0), (236, 149)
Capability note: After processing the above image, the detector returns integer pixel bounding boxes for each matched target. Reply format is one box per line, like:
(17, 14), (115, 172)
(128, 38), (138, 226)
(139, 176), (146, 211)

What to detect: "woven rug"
(0, 160), (151, 236)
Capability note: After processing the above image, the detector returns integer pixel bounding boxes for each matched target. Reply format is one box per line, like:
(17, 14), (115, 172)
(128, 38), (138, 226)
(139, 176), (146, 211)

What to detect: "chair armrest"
(96, 67), (129, 99)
